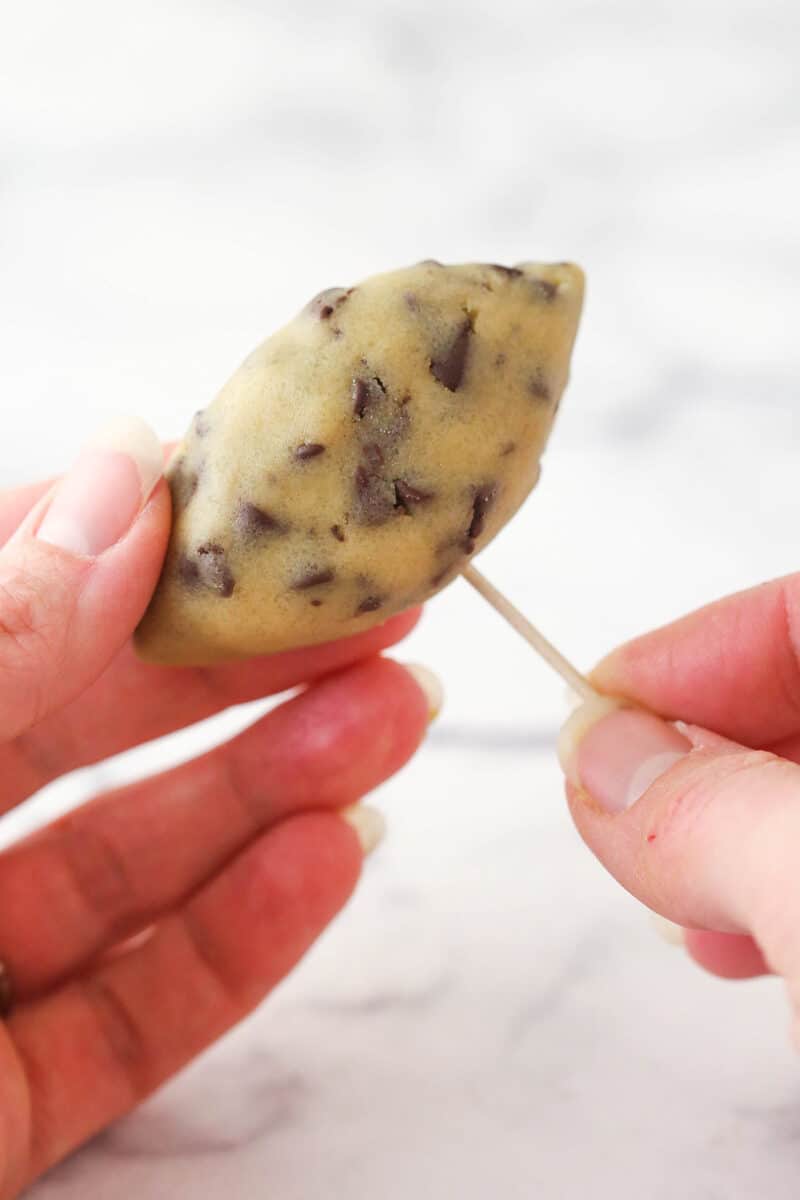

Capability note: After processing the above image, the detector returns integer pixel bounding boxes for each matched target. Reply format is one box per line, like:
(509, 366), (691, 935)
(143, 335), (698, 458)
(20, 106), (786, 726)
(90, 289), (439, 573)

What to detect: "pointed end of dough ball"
(511, 259), (583, 308)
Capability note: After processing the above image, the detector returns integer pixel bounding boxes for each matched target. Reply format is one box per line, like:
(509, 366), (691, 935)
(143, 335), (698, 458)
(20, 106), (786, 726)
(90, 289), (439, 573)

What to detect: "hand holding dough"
(135, 260), (584, 666)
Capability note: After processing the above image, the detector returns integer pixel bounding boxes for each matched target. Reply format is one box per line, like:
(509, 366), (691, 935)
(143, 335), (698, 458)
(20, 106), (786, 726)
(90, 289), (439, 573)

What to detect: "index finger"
(591, 574), (800, 748)
(3, 608), (423, 807)
(0, 442), (177, 549)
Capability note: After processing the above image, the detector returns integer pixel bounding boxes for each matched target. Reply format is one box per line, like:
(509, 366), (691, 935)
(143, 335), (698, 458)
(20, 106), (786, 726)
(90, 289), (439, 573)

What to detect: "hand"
(0, 419), (436, 1196)
(558, 574), (800, 1043)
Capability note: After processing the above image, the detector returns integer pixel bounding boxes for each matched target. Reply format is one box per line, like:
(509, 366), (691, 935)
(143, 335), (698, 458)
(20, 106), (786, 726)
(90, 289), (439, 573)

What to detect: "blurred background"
(3, 2), (800, 1197)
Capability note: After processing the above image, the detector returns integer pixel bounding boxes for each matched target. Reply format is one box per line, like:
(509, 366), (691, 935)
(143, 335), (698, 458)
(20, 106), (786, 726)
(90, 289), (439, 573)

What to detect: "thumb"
(0, 417), (169, 739)
(558, 703), (800, 1002)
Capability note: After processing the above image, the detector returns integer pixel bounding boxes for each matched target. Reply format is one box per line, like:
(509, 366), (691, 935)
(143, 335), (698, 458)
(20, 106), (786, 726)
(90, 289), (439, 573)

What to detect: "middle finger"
(0, 656), (432, 996)
(1, 608), (421, 808)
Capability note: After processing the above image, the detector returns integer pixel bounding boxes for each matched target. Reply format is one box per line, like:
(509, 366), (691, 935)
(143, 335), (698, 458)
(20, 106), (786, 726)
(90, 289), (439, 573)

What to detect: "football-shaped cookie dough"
(135, 259), (584, 665)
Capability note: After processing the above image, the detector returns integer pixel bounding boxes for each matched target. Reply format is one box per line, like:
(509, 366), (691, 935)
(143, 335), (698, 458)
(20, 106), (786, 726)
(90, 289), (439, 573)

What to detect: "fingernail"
(558, 703), (690, 813)
(37, 415), (163, 558)
(403, 663), (444, 722)
(650, 913), (686, 947)
(341, 804), (386, 856)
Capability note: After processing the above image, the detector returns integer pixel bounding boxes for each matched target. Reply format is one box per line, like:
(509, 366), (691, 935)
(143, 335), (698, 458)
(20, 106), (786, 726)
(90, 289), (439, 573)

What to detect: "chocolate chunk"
(468, 485), (496, 540)
(193, 411), (210, 437)
(292, 568), (335, 590)
(356, 595), (384, 614)
(532, 278), (558, 301)
(330, 524), (346, 542)
(171, 460), (198, 512)
(354, 463), (394, 524)
(308, 287), (352, 320)
(180, 543), (235, 598)
(295, 442), (326, 460)
(430, 318), (472, 392)
(352, 377), (372, 418)
(494, 353), (507, 369)
(528, 371), (551, 402)
(500, 441), (516, 456)
(235, 501), (285, 538)
(489, 264), (523, 279)
(310, 599), (323, 607)
(462, 537), (476, 555)
(353, 378), (370, 417)
(394, 479), (434, 513)
(178, 553), (200, 588)
(364, 442), (384, 470)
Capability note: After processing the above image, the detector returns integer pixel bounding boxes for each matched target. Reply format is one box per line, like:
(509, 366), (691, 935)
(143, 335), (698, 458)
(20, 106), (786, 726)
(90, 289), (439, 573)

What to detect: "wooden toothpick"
(461, 564), (597, 702)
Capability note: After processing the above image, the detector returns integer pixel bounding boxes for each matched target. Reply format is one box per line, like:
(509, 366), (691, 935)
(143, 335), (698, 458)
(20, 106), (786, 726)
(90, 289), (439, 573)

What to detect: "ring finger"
(0, 656), (436, 998)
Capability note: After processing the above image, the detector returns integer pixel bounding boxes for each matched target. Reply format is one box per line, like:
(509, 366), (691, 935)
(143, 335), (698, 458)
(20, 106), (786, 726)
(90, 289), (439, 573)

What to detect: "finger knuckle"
(180, 911), (240, 1015)
(652, 750), (777, 845)
(80, 977), (149, 1098)
(55, 820), (140, 938)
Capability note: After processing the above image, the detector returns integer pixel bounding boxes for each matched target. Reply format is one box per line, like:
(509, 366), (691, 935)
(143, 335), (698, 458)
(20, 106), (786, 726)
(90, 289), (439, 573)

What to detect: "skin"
(0, 476), (428, 1195)
(567, 572), (800, 1042)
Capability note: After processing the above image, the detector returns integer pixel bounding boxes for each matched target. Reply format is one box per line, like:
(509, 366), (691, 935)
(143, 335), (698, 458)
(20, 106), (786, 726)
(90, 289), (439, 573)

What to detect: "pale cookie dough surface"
(135, 260), (584, 665)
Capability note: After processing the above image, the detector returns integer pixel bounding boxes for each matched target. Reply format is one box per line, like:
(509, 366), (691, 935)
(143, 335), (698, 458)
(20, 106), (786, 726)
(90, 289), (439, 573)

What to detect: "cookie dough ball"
(135, 259), (584, 665)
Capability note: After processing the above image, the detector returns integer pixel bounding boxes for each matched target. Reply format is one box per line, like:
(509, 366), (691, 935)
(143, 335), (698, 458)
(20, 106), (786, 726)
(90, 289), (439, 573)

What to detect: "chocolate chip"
(292, 568), (335, 590)
(331, 524), (346, 542)
(352, 377), (372, 418)
(356, 595), (384, 614)
(430, 317), (473, 392)
(394, 479), (434, 512)
(528, 371), (551, 402)
(489, 264), (523, 279)
(532, 278), (558, 301)
(171, 460), (198, 512)
(193, 411), (210, 436)
(180, 543), (235, 598)
(352, 376), (386, 420)
(178, 553), (200, 588)
(310, 599), (323, 607)
(500, 441), (516, 456)
(462, 537), (476, 555)
(354, 463), (394, 524)
(404, 291), (419, 311)
(494, 353), (507, 369)
(469, 485), (496, 540)
(295, 442), (326, 460)
(308, 287), (352, 320)
(235, 502), (285, 538)
(364, 442), (384, 470)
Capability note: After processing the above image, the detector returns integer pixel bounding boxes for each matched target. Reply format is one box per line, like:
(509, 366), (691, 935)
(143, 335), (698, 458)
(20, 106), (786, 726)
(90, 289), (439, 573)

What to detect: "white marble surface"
(2, 0), (800, 1195)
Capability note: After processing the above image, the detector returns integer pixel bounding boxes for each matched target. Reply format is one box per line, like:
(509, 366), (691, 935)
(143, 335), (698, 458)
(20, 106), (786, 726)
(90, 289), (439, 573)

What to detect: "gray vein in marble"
(505, 927), (618, 1049)
(99, 1053), (307, 1159)
(307, 972), (455, 1018)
